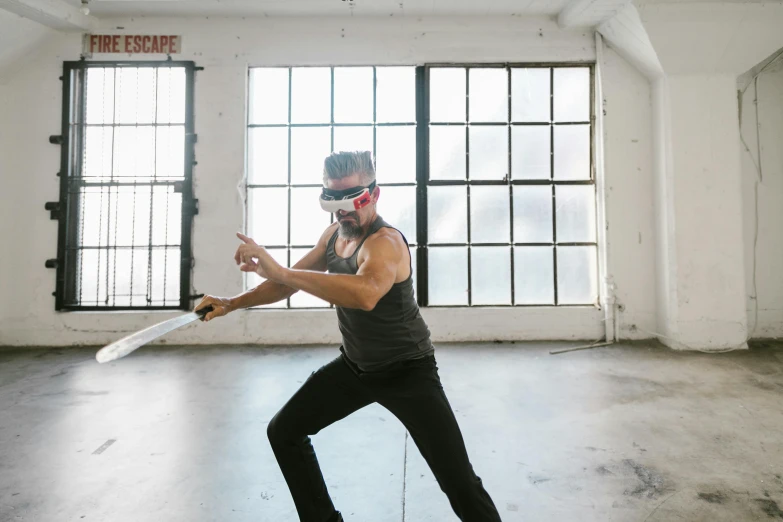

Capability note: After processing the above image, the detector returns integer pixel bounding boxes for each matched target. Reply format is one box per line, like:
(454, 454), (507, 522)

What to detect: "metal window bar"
(423, 63), (597, 307)
(53, 61), (199, 311)
(247, 65), (419, 308)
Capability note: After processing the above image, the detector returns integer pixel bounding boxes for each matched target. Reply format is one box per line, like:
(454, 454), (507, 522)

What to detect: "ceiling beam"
(558, 0), (633, 29)
(0, 0), (96, 31)
(597, 3), (663, 81)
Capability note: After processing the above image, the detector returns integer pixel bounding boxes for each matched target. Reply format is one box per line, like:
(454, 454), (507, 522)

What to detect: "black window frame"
(246, 62), (598, 309)
(420, 63), (597, 307)
(49, 60), (200, 311)
(246, 65), (419, 309)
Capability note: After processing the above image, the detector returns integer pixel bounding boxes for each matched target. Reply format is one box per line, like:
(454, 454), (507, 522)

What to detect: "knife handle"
(196, 304), (215, 321)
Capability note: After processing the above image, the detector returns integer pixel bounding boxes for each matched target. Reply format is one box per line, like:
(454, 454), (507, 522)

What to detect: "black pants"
(266, 349), (502, 522)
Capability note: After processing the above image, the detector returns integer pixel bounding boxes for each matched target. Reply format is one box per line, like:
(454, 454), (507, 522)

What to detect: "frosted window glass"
(249, 68), (289, 124)
(514, 247), (554, 305)
(554, 124), (590, 180)
(291, 68), (331, 123)
(248, 188), (289, 246)
(429, 247), (468, 305)
(333, 126), (373, 154)
(511, 68), (550, 122)
(291, 127), (331, 185)
(511, 126), (550, 180)
(150, 187), (181, 246)
(290, 187), (331, 245)
(155, 126), (185, 180)
(469, 68), (508, 122)
(114, 68), (156, 124)
(553, 68), (590, 122)
(470, 186), (510, 244)
(430, 68), (466, 123)
(557, 246), (598, 305)
(155, 67), (186, 124)
(379, 186), (416, 243)
(428, 186), (467, 244)
(248, 127), (288, 185)
(555, 185), (596, 243)
(376, 67), (416, 123)
(376, 126), (415, 183)
(430, 126), (466, 180)
(513, 186), (553, 243)
(334, 67), (373, 123)
(85, 68), (115, 124)
(469, 126), (508, 180)
(472, 247), (511, 305)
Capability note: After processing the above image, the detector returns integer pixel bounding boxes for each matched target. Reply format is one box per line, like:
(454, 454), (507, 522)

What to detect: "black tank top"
(326, 216), (434, 372)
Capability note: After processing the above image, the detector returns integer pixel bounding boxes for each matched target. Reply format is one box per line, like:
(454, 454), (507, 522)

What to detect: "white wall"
(646, 73), (750, 350)
(600, 44), (657, 338)
(667, 74), (748, 348)
(600, 2), (783, 350)
(650, 76), (678, 342)
(741, 62), (783, 339)
(0, 10), (55, 82)
(0, 16), (656, 346)
(0, 80), (9, 320)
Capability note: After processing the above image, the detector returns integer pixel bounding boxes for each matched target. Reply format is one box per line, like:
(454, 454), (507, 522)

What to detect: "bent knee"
(266, 413), (284, 443)
(266, 411), (309, 446)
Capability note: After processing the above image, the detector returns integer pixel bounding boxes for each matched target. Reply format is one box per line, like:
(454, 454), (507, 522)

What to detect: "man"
(196, 151), (501, 522)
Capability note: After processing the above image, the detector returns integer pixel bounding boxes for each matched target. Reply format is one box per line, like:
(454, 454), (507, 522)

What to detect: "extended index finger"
(236, 232), (256, 245)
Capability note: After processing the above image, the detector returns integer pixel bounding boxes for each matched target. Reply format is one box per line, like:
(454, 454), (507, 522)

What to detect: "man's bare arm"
(275, 231), (402, 311)
(196, 224), (336, 319)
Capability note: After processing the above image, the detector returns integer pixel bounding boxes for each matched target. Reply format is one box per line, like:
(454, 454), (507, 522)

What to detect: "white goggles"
(319, 181), (376, 213)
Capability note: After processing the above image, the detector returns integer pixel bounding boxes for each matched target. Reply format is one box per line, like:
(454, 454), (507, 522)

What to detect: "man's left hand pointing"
(235, 232), (284, 281)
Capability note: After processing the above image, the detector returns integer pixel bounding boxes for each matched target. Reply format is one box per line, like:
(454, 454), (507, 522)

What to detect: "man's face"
(325, 173), (379, 240)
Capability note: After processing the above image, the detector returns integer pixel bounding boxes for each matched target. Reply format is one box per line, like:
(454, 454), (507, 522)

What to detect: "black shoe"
(327, 512), (343, 522)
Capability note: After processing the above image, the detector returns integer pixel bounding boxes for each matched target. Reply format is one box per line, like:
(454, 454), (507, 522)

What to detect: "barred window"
(51, 62), (198, 310)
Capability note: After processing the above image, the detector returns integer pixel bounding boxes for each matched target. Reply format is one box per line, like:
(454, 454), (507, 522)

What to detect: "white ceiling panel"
(636, 0), (772, 3)
(64, 0), (573, 18)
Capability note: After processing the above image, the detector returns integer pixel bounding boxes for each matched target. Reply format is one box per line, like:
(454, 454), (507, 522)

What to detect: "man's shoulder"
(358, 226), (406, 262)
(368, 226), (406, 247)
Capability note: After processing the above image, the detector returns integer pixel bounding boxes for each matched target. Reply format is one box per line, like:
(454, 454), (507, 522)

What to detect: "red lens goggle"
(319, 182), (376, 212)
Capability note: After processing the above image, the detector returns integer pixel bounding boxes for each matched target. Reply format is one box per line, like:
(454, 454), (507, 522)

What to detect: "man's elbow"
(358, 294), (380, 312)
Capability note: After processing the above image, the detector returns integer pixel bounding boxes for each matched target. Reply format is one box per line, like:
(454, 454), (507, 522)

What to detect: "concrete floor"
(1, 341), (782, 521)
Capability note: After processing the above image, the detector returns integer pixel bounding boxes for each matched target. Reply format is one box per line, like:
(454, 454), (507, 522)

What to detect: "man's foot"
(327, 511), (343, 522)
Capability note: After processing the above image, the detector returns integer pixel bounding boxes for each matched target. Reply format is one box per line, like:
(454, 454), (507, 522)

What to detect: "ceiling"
(59, 0), (779, 19)
(637, 0), (773, 3)
(65, 0), (572, 18)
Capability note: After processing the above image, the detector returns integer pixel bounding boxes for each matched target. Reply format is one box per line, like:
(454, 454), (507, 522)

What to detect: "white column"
(654, 74), (749, 349)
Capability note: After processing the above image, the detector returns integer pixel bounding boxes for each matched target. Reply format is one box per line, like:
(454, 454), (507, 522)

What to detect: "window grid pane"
(247, 65), (593, 309)
(426, 64), (595, 307)
(248, 66), (417, 309)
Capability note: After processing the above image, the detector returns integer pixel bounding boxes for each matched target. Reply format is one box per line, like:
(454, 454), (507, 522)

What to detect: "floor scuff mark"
(92, 439), (116, 455)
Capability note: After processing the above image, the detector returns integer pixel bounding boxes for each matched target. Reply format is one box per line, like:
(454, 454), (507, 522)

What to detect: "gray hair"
(323, 151), (376, 184)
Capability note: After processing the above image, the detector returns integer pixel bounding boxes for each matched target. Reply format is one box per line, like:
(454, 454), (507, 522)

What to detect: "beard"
(337, 213), (363, 239)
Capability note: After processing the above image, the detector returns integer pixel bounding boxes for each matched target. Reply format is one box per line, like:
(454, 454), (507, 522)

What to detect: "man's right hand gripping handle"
(195, 296), (233, 322)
